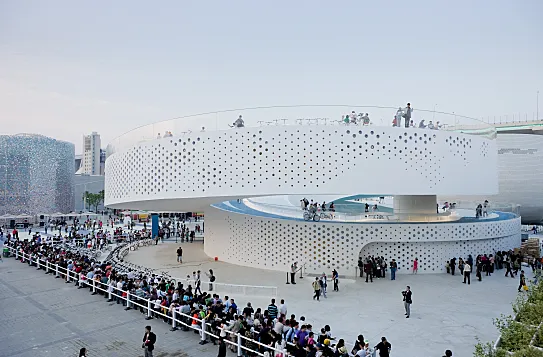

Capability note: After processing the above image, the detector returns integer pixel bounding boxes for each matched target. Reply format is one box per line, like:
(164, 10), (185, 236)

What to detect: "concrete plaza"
(125, 240), (528, 357)
(0, 257), (217, 357)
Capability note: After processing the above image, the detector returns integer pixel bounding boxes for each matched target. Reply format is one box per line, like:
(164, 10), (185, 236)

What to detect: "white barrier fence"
(117, 240), (279, 298)
(6, 246), (287, 357)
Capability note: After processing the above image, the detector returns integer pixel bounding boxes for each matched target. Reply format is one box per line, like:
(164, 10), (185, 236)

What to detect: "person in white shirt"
(349, 111), (357, 124)
(394, 108), (404, 127)
(279, 299), (287, 316)
(483, 200), (489, 217)
(463, 262), (471, 284)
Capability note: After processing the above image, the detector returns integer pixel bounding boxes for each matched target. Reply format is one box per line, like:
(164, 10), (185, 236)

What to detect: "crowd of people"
(446, 250), (542, 289)
(300, 198), (335, 213)
(3, 236), (398, 357)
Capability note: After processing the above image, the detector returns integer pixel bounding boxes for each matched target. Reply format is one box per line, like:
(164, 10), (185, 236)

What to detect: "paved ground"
(126, 240), (531, 357)
(0, 257), (218, 357)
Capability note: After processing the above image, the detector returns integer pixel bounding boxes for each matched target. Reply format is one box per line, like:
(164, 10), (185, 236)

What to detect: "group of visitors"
(342, 111), (371, 126)
(4, 238), (395, 357)
(357, 256), (390, 282)
(310, 271), (339, 301)
(300, 199), (335, 213)
(475, 200), (490, 218)
(445, 250), (539, 289)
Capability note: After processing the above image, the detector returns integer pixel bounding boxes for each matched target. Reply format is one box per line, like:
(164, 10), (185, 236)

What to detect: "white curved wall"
(204, 207), (520, 276)
(105, 126), (497, 210)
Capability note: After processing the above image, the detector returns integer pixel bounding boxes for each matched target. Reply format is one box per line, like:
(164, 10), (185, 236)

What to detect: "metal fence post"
(15, 248), (18, 260)
(199, 318), (207, 345)
(108, 285), (113, 301)
(146, 299), (153, 320)
(170, 309), (177, 331)
(237, 333), (242, 357)
(92, 279), (97, 295)
(66, 269), (71, 283)
(125, 291), (131, 310)
(55, 263), (59, 278)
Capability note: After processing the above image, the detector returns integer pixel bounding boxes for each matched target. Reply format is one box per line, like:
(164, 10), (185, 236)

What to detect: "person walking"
(505, 259), (514, 278)
(412, 258), (419, 274)
(332, 269), (339, 291)
(312, 277), (321, 301)
(206, 269), (215, 291)
(518, 270), (526, 292)
(390, 259), (397, 280)
(78, 348), (87, 357)
(463, 262), (471, 285)
(195, 272), (202, 295)
(217, 336), (227, 357)
(142, 325), (156, 357)
(402, 286), (412, 318)
(374, 337), (392, 357)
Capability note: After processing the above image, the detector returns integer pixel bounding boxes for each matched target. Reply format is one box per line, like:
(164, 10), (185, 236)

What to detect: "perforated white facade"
(204, 207), (520, 276)
(105, 126), (497, 210)
(105, 122), (516, 276)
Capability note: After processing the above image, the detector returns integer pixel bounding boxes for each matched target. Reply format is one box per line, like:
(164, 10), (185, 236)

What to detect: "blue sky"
(0, 0), (541, 153)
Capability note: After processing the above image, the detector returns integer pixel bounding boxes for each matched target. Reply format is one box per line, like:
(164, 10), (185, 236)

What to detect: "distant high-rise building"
(99, 149), (106, 175)
(77, 132), (101, 175)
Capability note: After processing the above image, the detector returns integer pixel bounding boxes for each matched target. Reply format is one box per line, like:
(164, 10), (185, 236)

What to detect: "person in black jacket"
(142, 325), (156, 357)
(402, 286), (412, 318)
(217, 336), (227, 357)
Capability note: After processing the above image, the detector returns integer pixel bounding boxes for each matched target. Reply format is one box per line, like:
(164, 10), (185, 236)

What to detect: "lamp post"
(433, 104), (437, 121)
(537, 90), (539, 121)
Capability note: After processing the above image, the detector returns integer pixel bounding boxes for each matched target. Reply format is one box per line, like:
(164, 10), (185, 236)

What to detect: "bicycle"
(319, 211), (334, 220)
(303, 210), (321, 222)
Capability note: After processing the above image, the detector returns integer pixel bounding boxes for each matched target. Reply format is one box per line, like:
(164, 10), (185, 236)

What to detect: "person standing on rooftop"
(403, 103), (413, 128)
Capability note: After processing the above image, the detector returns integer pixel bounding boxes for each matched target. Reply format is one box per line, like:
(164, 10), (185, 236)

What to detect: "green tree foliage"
(82, 191), (105, 212)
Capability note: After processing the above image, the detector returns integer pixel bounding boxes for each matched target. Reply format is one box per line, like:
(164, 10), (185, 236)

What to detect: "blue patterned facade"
(0, 134), (75, 215)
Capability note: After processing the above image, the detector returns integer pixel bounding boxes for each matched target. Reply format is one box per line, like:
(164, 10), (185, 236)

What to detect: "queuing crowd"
(4, 237), (394, 357)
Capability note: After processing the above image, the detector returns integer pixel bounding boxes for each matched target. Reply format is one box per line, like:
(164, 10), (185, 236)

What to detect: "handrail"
(114, 240), (279, 296)
(5, 247), (287, 357)
(106, 105), (496, 155)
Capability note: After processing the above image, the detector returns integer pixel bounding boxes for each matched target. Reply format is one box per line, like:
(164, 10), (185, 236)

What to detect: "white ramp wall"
(204, 207), (520, 277)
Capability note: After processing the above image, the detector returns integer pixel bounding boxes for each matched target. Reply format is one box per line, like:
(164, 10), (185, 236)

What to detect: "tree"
(82, 191), (104, 213)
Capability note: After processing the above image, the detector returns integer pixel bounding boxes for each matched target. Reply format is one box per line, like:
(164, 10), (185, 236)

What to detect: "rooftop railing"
(106, 105), (496, 156)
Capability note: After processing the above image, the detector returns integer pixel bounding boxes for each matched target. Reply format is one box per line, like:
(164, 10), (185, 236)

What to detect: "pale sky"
(1, 0), (542, 154)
